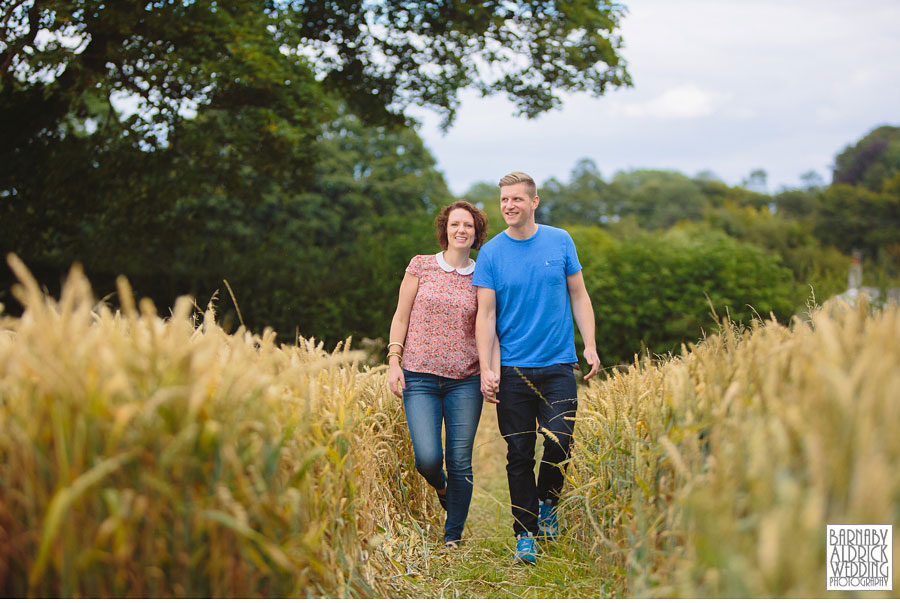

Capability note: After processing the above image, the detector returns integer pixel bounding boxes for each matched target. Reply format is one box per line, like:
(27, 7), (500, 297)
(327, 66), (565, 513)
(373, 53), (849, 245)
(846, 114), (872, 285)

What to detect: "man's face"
(499, 183), (538, 228)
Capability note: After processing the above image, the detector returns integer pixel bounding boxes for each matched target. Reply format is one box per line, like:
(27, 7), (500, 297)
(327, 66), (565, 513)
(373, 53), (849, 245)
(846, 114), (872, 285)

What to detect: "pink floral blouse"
(402, 253), (479, 379)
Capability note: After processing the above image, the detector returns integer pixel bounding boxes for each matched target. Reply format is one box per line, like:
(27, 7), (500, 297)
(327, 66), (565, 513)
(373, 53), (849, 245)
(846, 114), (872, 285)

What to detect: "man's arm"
(566, 271), (601, 380)
(475, 287), (500, 403)
(491, 333), (501, 375)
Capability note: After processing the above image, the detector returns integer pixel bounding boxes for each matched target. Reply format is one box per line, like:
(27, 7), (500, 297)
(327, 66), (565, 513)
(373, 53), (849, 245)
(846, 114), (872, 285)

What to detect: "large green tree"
(1, 0), (631, 148)
(1, 0), (632, 341)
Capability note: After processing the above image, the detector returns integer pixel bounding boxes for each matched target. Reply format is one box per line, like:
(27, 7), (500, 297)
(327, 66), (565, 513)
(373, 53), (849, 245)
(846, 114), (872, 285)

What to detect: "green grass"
(395, 404), (618, 598)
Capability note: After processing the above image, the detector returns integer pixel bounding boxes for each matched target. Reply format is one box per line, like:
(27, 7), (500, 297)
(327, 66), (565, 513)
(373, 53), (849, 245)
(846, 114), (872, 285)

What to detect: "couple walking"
(387, 171), (600, 564)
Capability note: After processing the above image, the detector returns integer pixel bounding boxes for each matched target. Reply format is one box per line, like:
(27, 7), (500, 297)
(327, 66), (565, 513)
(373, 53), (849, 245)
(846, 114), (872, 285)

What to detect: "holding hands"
(481, 369), (500, 404)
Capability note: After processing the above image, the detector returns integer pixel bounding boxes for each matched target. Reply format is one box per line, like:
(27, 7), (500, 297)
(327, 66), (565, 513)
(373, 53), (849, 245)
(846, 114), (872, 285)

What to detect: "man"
(473, 171), (601, 565)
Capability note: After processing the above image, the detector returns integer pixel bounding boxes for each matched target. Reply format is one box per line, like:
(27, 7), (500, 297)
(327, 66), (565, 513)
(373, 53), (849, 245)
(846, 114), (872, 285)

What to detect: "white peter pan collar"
(435, 252), (475, 275)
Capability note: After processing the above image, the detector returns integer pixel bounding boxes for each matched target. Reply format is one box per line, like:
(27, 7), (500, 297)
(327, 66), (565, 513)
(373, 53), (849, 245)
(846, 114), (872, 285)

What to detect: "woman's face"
(446, 208), (476, 252)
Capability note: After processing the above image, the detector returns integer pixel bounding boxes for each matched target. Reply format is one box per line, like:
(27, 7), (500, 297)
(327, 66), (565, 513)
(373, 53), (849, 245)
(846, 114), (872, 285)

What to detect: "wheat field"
(0, 256), (440, 597)
(566, 299), (900, 597)
(2, 255), (898, 597)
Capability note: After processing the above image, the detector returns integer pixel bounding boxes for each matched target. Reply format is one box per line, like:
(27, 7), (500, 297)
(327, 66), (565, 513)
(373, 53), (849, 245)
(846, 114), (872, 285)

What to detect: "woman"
(387, 200), (491, 548)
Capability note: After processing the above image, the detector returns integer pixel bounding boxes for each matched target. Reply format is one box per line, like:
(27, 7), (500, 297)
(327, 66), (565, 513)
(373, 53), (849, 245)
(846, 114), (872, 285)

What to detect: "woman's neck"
(442, 248), (472, 268)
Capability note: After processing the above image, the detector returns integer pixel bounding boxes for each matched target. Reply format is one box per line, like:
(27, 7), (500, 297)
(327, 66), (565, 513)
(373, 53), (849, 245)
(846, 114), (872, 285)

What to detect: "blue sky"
(412, 0), (900, 196)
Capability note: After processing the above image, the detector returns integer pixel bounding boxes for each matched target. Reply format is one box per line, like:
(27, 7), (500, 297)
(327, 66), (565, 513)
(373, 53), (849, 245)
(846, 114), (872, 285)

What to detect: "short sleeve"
(472, 250), (494, 289)
(564, 232), (582, 276)
(405, 255), (424, 278)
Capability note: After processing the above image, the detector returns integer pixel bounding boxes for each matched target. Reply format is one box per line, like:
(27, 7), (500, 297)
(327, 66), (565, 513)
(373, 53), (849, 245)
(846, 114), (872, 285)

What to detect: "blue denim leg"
(403, 371), (447, 492)
(441, 374), (482, 542)
(403, 370), (482, 543)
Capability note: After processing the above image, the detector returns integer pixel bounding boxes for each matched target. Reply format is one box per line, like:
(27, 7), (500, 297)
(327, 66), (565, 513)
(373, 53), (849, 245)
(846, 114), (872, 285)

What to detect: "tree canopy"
(1, 0), (631, 151)
(1, 0), (632, 344)
(832, 125), (900, 191)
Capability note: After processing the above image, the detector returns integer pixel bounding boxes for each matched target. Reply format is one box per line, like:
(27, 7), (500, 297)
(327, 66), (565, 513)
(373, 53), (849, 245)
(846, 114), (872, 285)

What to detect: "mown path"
(404, 404), (615, 599)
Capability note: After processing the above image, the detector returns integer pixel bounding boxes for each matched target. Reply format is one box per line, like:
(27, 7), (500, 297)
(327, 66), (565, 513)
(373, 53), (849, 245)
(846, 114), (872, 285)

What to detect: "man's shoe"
(514, 533), (537, 564)
(538, 498), (558, 540)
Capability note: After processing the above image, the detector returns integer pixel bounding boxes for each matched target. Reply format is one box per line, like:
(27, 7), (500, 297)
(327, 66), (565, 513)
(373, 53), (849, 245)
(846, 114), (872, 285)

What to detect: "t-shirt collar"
(435, 252), (475, 275)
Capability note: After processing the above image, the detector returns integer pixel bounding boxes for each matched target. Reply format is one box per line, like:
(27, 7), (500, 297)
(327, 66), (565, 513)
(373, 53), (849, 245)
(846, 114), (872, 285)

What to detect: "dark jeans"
(402, 370), (483, 543)
(497, 363), (578, 536)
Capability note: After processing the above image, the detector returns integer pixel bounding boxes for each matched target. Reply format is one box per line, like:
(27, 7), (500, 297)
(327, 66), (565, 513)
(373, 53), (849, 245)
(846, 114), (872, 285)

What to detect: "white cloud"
(415, 1), (900, 194)
(612, 84), (729, 119)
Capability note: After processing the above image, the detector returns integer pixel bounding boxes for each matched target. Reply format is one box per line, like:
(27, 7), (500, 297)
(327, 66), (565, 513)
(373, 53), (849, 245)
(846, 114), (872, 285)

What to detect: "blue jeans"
(497, 363), (578, 536)
(402, 370), (483, 543)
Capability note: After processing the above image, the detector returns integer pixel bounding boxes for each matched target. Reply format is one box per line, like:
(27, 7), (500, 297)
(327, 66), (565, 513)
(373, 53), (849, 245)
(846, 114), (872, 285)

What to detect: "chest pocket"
(542, 258), (566, 287)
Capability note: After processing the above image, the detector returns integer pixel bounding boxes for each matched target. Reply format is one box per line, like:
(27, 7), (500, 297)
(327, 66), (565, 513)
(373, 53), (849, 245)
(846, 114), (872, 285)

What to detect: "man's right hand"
(481, 369), (500, 404)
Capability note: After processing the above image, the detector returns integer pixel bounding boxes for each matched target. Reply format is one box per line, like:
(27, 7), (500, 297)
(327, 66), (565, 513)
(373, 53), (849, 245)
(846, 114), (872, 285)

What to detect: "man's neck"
(505, 222), (539, 241)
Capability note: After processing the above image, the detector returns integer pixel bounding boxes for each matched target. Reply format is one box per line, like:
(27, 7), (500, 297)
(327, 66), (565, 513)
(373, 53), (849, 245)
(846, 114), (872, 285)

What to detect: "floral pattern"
(402, 254), (479, 378)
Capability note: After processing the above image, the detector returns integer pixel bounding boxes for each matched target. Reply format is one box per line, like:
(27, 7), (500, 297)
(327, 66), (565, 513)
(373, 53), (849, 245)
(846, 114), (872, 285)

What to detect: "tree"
(611, 169), (707, 229)
(1, 0), (631, 152)
(814, 183), (900, 259)
(773, 189), (818, 219)
(832, 125), (900, 191)
(541, 158), (613, 226)
(169, 112), (453, 343)
(741, 168), (768, 194)
(292, 0), (632, 127)
(693, 173), (770, 210)
(1, 0), (632, 340)
(704, 201), (848, 303)
(799, 170), (826, 191)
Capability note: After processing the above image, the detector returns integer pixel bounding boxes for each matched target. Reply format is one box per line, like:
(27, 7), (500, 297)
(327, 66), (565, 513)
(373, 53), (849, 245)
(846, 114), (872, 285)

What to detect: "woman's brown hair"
(434, 200), (489, 251)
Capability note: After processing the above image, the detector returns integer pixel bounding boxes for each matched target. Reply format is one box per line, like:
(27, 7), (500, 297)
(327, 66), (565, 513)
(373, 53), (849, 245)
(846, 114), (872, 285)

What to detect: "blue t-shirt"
(473, 224), (582, 367)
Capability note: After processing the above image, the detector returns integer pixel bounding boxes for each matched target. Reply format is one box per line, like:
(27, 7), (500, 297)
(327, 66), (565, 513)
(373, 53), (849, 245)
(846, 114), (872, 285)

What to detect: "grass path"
(399, 403), (617, 599)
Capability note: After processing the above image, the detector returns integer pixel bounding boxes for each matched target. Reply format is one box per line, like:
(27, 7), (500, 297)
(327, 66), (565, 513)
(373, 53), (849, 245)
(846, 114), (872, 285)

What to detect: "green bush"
(570, 224), (796, 369)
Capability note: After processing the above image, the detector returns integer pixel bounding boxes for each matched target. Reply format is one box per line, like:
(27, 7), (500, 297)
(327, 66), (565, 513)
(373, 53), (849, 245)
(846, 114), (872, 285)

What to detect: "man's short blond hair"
(498, 172), (537, 198)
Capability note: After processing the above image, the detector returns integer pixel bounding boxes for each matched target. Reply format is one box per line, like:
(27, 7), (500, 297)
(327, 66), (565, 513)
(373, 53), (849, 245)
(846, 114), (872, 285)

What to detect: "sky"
(411, 0), (900, 196)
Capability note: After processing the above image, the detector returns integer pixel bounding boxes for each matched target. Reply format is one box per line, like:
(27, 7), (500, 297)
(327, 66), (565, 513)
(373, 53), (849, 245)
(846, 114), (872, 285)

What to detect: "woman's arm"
(388, 272), (419, 397)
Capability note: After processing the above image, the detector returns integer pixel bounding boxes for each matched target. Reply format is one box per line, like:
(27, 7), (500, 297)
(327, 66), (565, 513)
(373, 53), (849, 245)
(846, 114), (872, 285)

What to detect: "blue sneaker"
(538, 498), (558, 540)
(514, 533), (537, 564)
